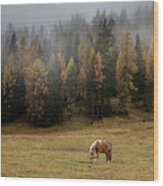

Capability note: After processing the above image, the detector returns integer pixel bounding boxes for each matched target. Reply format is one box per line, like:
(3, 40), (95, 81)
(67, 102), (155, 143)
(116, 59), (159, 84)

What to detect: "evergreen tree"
(86, 48), (96, 120)
(118, 9), (130, 32)
(133, 34), (146, 107)
(78, 64), (87, 100)
(1, 36), (10, 69)
(29, 36), (40, 63)
(66, 57), (77, 118)
(94, 14), (116, 115)
(18, 37), (29, 68)
(86, 49), (105, 120)
(143, 45), (154, 112)
(43, 53), (64, 126)
(9, 31), (17, 55)
(77, 33), (93, 100)
(59, 54), (78, 119)
(116, 32), (138, 114)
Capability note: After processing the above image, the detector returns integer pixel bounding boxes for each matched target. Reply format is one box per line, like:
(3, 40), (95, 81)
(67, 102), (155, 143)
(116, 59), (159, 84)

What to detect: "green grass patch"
(1, 113), (154, 180)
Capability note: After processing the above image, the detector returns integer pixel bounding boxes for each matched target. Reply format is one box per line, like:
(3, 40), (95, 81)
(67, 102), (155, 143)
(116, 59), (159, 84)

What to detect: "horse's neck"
(90, 140), (100, 151)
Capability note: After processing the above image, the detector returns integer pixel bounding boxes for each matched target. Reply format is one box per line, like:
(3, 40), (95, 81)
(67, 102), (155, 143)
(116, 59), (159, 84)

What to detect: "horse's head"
(89, 149), (94, 156)
(89, 146), (95, 160)
(89, 140), (99, 157)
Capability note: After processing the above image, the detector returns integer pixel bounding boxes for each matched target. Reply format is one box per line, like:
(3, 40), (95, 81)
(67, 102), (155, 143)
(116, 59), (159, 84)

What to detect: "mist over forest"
(1, 2), (154, 127)
(2, 2), (153, 43)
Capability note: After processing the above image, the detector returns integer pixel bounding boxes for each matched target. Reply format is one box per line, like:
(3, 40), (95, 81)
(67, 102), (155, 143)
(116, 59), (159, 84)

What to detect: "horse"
(89, 139), (112, 164)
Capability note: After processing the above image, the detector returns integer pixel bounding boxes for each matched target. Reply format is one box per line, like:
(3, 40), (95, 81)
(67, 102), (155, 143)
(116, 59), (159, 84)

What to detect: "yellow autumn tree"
(2, 53), (17, 96)
(94, 51), (105, 85)
(24, 58), (48, 123)
(2, 53), (17, 121)
(59, 53), (68, 85)
(2, 51), (26, 121)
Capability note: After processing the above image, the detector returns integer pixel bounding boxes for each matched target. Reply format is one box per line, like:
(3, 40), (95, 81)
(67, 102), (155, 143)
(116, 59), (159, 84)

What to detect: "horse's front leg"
(93, 152), (99, 164)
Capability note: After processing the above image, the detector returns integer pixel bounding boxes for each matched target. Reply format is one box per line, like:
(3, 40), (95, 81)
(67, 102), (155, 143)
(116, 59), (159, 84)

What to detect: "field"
(1, 112), (154, 180)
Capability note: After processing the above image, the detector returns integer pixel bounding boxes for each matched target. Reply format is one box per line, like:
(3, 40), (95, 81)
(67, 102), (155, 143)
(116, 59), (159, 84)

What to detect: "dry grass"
(1, 112), (154, 180)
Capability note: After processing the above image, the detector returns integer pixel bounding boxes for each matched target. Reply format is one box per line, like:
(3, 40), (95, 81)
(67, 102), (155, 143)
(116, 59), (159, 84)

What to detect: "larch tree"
(116, 32), (138, 114)
(1, 53), (23, 121)
(2, 32), (26, 122)
(94, 51), (106, 118)
(24, 58), (48, 125)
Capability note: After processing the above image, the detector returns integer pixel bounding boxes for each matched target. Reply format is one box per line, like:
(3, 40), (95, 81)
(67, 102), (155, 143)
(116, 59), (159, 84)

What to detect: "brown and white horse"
(89, 139), (112, 163)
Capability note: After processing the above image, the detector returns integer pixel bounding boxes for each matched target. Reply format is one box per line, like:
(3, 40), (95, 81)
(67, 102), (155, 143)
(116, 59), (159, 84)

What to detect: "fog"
(1, 1), (154, 69)
(1, 1), (153, 32)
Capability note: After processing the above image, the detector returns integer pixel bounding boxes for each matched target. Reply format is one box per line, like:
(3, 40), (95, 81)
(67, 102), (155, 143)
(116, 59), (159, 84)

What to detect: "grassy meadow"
(1, 1), (155, 181)
(1, 111), (154, 180)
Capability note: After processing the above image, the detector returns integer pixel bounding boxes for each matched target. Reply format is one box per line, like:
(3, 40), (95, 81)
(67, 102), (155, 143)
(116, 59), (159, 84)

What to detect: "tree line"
(1, 10), (154, 126)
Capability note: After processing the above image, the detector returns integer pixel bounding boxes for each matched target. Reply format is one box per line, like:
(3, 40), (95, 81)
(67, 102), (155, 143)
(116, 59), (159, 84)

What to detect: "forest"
(1, 6), (154, 127)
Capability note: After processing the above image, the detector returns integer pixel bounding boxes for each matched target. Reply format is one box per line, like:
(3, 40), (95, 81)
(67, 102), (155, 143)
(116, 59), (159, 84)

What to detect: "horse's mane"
(89, 139), (101, 153)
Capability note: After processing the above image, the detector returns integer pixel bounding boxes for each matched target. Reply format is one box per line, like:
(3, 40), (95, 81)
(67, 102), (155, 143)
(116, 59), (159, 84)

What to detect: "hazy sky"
(1, 1), (153, 31)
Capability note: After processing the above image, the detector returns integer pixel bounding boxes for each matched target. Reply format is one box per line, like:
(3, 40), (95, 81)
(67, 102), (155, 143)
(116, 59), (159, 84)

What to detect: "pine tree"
(78, 64), (87, 99)
(29, 36), (40, 63)
(94, 14), (117, 115)
(42, 53), (64, 126)
(116, 32), (138, 114)
(143, 45), (154, 112)
(86, 50), (105, 120)
(77, 34), (93, 100)
(133, 34), (146, 107)
(86, 48), (96, 120)
(66, 57), (77, 118)
(18, 37), (29, 68)
(9, 31), (17, 55)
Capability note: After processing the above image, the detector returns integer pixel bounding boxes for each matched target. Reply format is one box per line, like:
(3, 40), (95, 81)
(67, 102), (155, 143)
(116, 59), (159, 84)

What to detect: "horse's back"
(96, 140), (112, 153)
(103, 140), (112, 150)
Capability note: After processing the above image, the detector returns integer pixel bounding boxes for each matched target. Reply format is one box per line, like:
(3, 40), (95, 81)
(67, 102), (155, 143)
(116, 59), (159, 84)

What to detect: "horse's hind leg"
(108, 150), (112, 162)
(105, 153), (109, 162)
(106, 151), (112, 162)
